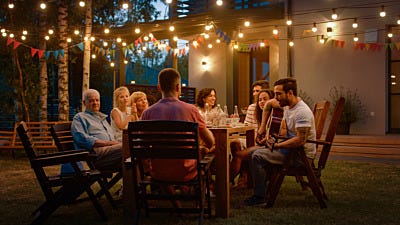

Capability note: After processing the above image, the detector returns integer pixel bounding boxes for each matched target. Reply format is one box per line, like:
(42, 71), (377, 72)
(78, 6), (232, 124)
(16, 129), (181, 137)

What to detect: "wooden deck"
(330, 134), (400, 162)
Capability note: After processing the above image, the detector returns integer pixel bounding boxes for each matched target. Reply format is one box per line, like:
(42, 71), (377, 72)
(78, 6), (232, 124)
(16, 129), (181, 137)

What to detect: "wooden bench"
(0, 121), (68, 157)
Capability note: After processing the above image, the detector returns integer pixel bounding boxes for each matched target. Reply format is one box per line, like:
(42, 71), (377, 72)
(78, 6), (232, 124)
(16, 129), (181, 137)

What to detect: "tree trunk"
(39, 11), (48, 121)
(82, 0), (93, 111)
(57, 0), (69, 121)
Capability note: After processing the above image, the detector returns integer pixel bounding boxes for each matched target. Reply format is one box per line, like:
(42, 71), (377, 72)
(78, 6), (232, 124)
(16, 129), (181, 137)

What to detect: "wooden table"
(121, 125), (255, 219)
(209, 125), (255, 218)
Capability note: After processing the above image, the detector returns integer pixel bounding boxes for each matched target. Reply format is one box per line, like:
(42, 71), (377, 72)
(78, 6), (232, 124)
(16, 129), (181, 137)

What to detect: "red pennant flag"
(13, 41), (21, 49)
(354, 43), (359, 50)
(340, 41), (345, 48)
(138, 37), (142, 44)
(377, 43), (382, 52)
(31, 48), (38, 57)
(370, 43), (377, 52)
(359, 43), (365, 50)
(38, 50), (45, 59)
(6, 38), (14, 46)
(335, 40), (340, 47)
(134, 40), (138, 46)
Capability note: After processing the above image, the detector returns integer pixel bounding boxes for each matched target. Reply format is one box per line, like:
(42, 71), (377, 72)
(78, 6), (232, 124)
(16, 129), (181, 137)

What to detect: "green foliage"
(329, 86), (367, 124)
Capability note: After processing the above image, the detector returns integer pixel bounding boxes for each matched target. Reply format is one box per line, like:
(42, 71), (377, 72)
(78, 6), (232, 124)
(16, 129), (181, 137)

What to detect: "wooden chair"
(50, 122), (122, 199)
(127, 120), (215, 225)
(265, 97), (345, 208)
(16, 121), (114, 225)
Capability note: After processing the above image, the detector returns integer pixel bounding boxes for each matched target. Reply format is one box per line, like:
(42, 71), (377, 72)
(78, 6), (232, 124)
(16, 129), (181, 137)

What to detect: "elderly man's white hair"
(83, 89), (100, 102)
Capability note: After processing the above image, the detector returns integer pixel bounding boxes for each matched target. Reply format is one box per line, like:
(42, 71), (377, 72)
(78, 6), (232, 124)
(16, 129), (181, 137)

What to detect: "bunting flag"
(31, 48), (38, 57)
(45, 51), (51, 59)
(13, 41), (21, 49)
(53, 51), (59, 59)
(38, 50), (45, 59)
(77, 42), (84, 51)
(6, 38), (14, 46)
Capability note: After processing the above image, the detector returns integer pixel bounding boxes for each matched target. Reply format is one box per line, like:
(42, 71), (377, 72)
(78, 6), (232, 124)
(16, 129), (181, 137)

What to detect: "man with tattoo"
(240, 78), (316, 206)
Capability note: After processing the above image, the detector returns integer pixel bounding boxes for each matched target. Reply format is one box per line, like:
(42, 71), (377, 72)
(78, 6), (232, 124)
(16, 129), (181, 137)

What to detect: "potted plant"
(329, 86), (367, 134)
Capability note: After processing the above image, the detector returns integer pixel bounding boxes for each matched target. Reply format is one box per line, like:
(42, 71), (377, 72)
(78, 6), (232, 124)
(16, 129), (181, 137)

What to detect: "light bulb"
(327, 27), (333, 37)
(166, 0), (172, 4)
(319, 35), (325, 44)
(8, 3), (14, 9)
(169, 25), (175, 32)
(40, 2), (46, 10)
(103, 41), (108, 47)
(110, 62), (115, 67)
(21, 36), (26, 40)
(216, 0), (223, 6)
(84, 36), (88, 41)
(143, 36), (149, 41)
(204, 33), (210, 39)
(48, 29), (54, 35)
(74, 30), (80, 35)
(208, 43), (213, 48)
(122, 3), (129, 9)
(260, 41), (265, 47)
(173, 36), (178, 41)
(352, 19), (358, 28)
(286, 18), (292, 26)
(312, 23), (317, 32)
(124, 60), (128, 64)
(90, 36), (95, 41)
(331, 9), (338, 20)
(289, 41), (294, 47)
(122, 42), (127, 46)
(67, 37), (72, 42)
(380, 6), (386, 17)
(116, 37), (122, 43)
(79, 1), (85, 7)
(104, 28), (110, 34)
(9, 33), (14, 38)
(397, 16), (400, 25)
(91, 54), (96, 59)
(244, 20), (250, 27)
(238, 31), (243, 38)
(134, 27), (140, 34)
(44, 35), (49, 40)
(388, 33), (393, 38)
(22, 30), (28, 35)
(353, 33), (359, 42)
(273, 27), (278, 35)
(216, 39), (221, 43)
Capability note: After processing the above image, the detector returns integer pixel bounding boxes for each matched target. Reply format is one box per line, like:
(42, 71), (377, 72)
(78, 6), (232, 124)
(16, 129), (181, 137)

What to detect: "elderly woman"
(130, 91), (149, 119)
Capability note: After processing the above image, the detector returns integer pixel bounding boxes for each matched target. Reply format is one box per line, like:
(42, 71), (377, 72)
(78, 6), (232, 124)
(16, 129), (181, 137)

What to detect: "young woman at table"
(110, 86), (138, 142)
(230, 89), (276, 188)
(130, 91), (149, 119)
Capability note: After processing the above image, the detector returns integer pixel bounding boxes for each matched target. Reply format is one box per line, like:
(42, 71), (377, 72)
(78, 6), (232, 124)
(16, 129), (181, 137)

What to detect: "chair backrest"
(317, 97), (345, 170)
(128, 120), (200, 162)
(312, 100), (330, 140)
(50, 122), (74, 151)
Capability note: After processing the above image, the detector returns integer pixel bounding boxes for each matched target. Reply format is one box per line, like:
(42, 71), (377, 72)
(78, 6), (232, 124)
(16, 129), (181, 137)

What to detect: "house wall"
(290, 0), (391, 135)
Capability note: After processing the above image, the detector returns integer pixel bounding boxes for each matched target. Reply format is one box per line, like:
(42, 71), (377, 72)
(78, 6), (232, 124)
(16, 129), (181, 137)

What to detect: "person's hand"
(131, 103), (138, 114)
(266, 136), (276, 149)
(256, 133), (266, 146)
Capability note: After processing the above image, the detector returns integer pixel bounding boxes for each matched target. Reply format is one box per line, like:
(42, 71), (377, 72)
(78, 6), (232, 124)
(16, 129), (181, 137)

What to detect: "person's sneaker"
(239, 195), (265, 207)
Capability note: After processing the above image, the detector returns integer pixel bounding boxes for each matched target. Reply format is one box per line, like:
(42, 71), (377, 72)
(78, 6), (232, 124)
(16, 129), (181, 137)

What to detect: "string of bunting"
(4, 34), (189, 61)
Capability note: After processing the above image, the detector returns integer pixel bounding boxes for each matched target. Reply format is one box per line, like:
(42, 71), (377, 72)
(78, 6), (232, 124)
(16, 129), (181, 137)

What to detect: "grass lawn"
(0, 157), (399, 225)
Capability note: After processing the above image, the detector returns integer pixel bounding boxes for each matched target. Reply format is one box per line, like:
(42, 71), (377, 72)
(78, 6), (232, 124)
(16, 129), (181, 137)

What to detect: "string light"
(216, 0), (223, 6)
(44, 35), (49, 40)
(110, 62), (115, 67)
(8, 2), (14, 9)
(84, 36), (88, 41)
(286, 16), (292, 26)
(289, 40), (294, 47)
(379, 5), (386, 17)
(238, 30), (243, 38)
(204, 33), (210, 39)
(79, 1), (85, 7)
(216, 39), (221, 44)
(91, 54), (96, 59)
(260, 40), (265, 47)
(272, 26), (278, 35)
(122, 2), (129, 9)
(331, 8), (338, 20)
(2, 33), (6, 37)
(134, 27), (140, 34)
(40, 2), (46, 10)
(90, 36), (95, 41)
(1, 29), (5, 33)
(124, 59), (128, 64)
(103, 41), (108, 47)
(22, 30), (28, 35)
(352, 18), (358, 28)
(319, 35), (325, 44)
(48, 29), (54, 35)
(169, 25), (175, 32)
(9, 33), (14, 38)
(353, 33), (359, 42)
(233, 42), (239, 49)
(312, 23), (317, 32)
(387, 32), (393, 38)
(21, 36), (26, 40)
(143, 35), (149, 41)
(67, 37), (72, 42)
(104, 28), (110, 34)
(397, 16), (400, 25)
(208, 43), (213, 48)
(166, 0), (172, 4)
(244, 20), (250, 27)
(122, 42), (127, 46)
(116, 37), (122, 43)
(173, 36), (178, 41)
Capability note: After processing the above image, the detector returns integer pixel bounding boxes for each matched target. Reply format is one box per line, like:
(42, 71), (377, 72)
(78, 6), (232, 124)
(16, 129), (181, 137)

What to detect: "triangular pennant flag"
(59, 49), (65, 58)
(6, 38), (14, 46)
(13, 41), (21, 49)
(38, 50), (45, 59)
(77, 42), (84, 51)
(31, 48), (38, 57)
(354, 43), (359, 50)
(377, 43), (382, 51)
(370, 43), (377, 52)
(340, 41), (345, 48)
(335, 40), (340, 47)
(359, 43), (365, 50)
(53, 51), (59, 59)
(45, 51), (51, 59)
(138, 37), (142, 44)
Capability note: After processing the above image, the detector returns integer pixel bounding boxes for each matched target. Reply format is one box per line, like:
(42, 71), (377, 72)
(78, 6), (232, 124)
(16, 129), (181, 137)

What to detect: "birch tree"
(57, 0), (69, 121)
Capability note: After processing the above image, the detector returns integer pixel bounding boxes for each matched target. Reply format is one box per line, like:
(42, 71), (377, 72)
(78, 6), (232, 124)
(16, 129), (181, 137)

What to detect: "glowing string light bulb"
(104, 28), (110, 34)
(216, 0), (223, 6)
(40, 2), (46, 10)
(289, 40), (294, 47)
(353, 33), (359, 42)
(244, 20), (250, 27)
(352, 18), (358, 28)
(134, 27), (140, 34)
(312, 23), (317, 33)
(331, 9), (338, 20)
(388, 32), (393, 38)
(79, 1), (85, 7)
(166, 0), (172, 4)
(286, 16), (292, 26)
(169, 25), (175, 32)
(397, 16), (400, 25)
(122, 3), (129, 9)
(379, 6), (386, 17)
(272, 26), (278, 35)
(8, 2), (14, 9)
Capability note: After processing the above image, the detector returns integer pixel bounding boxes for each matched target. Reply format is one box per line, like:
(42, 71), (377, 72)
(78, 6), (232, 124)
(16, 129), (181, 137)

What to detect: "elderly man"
(241, 78), (316, 206)
(141, 68), (215, 182)
(70, 89), (122, 172)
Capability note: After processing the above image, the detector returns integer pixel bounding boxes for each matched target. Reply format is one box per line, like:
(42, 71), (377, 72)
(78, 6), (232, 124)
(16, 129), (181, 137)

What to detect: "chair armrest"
(36, 149), (89, 158)
(200, 153), (215, 172)
(306, 139), (331, 145)
(32, 151), (90, 167)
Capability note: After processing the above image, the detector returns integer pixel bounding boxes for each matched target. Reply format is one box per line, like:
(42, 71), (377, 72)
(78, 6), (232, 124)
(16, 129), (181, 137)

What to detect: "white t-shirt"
(110, 108), (128, 142)
(283, 100), (316, 158)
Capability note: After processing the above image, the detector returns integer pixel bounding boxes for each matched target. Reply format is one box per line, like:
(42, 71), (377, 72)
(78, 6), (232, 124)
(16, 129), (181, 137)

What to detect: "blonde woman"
(110, 86), (136, 142)
(130, 91), (149, 119)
